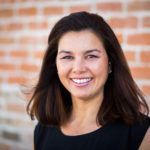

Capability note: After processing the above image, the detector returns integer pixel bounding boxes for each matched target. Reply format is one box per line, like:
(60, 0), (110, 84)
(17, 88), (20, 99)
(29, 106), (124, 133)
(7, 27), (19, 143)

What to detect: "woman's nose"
(72, 58), (86, 74)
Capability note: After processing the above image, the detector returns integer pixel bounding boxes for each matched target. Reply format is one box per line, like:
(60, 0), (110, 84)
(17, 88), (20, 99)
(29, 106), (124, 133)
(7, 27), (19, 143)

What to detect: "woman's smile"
(70, 77), (93, 87)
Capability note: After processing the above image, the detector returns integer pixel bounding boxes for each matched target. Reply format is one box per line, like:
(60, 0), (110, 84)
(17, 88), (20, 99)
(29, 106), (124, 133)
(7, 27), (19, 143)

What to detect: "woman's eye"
(86, 55), (99, 59)
(61, 56), (73, 59)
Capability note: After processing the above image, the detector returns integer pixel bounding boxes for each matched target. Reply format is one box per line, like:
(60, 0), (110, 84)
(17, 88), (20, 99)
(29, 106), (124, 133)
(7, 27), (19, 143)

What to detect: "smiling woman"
(56, 30), (109, 101)
(26, 11), (150, 150)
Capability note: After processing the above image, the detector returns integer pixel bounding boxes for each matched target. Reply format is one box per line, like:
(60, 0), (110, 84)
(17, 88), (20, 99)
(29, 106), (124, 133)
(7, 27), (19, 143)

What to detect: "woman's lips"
(70, 78), (93, 87)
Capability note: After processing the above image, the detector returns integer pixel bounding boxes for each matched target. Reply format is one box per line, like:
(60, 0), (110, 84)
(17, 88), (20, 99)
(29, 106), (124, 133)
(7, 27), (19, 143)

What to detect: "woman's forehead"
(58, 30), (104, 53)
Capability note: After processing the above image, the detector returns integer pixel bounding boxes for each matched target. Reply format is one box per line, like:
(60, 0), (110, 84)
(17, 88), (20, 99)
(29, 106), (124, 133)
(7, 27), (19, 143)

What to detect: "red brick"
(0, 25), (5, 31)
(0, 37), (15, 44)
(69, 5), (91, 13)
(142, 17), (150, 27)
(19, 36), (38, 44)
(34, 51), (44, 59)
(8, 76), (27, 84)
(29, 22), (48, 29)
(140, 51), (150, 63)
(0, 63), (16, 71)
(2, 130), (20, 141)
(96, 2), (122, 11)
(0, 51), (5, 57)
(1, 23), (23, 31)
(0, 0), (15, 3)
(18, 7), (37, 16)
(128, 1), (150, 11)
(124, 51), (135, 61)
(19, 36), (47, 45)
(20, 64), (39, 72)
(127, 33), (150, 45)
(0, 143), (10, 150)
(116, 33), (123, 44)
(131, 66), (150, 79)
(24, 91), (34, 101)
(0, 9), (13, 17)
(142, 85), (150, 95)
(2, 118), (32, 127)
(0, 76), (3, 83)
(108, 17), (138, 28)
(43, 6), (63, 15)
(6, 102), (26, 113)
(10, 50), (29, 58)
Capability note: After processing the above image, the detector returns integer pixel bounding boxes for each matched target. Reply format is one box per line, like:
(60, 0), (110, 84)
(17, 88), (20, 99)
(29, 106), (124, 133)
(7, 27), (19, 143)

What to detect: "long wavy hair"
(27, 11), (149, 126)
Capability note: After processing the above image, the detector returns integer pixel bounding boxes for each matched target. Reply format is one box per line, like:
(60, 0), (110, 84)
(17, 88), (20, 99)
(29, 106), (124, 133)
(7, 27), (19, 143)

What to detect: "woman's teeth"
(71, 78), (92, 84)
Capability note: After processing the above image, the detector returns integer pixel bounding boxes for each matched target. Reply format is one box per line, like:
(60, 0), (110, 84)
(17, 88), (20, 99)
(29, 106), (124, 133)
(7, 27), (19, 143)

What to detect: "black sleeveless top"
(34, 115), (150, 150)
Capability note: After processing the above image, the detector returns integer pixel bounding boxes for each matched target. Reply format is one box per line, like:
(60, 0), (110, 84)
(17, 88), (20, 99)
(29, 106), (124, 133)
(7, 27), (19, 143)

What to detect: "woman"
(27, 11), (150, 150)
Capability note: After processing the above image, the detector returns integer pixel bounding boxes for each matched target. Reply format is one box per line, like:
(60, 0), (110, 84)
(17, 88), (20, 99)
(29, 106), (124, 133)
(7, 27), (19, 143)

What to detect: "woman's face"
(56, 30), (109, 101)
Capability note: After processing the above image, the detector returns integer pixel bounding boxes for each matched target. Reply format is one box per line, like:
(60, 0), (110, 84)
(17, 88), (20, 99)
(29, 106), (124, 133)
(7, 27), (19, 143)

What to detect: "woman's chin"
(71, 93), (93, 101)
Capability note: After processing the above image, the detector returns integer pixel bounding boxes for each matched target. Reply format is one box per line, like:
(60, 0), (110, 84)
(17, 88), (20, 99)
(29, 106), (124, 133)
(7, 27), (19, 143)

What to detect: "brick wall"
(0, 0), (149, 149)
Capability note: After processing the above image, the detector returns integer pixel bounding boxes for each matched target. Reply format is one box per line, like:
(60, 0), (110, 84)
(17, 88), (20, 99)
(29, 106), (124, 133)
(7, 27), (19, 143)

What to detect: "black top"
(34, 115), (150, 150)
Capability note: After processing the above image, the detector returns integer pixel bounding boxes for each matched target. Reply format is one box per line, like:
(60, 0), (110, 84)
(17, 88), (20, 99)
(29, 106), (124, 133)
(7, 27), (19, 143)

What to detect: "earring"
(109, 62), (112, 73)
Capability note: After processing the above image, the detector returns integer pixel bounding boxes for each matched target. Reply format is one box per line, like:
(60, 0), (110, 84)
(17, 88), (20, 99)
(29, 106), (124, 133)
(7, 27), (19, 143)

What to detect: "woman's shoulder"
(108, 114), (150, 149)
(34, 122), (55, 149)
(130, 114), (150, 134)
(34, 123), (47, 145)
(34, 122), (55, 137)
(34, 122), (46, 136)
(129, 114), (150, 149)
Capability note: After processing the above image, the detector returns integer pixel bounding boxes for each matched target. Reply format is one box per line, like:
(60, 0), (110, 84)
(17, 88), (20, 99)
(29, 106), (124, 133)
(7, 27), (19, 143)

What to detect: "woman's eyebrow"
(58, 49), (101, 54)
(85, 49), (101, 54)
(58, 50), (72, 54)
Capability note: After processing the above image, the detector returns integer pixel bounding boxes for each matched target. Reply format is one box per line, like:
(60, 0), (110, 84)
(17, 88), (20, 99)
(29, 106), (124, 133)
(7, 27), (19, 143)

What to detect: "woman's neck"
(60, 96), (103, 135)
(67, 95), (103, 127)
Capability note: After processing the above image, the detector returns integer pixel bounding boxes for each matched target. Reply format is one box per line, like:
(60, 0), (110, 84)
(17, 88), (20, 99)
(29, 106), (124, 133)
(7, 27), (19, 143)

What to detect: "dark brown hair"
(27, 11), (149, 126)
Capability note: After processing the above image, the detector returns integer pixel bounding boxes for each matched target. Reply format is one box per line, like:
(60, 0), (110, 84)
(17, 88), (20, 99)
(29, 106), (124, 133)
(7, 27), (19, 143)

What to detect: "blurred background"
(0, 0), (149, 150)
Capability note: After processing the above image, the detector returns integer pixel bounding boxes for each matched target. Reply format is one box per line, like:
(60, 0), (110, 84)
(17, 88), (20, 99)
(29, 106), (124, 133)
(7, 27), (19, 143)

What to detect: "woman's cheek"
(57, 63), (71, 75)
